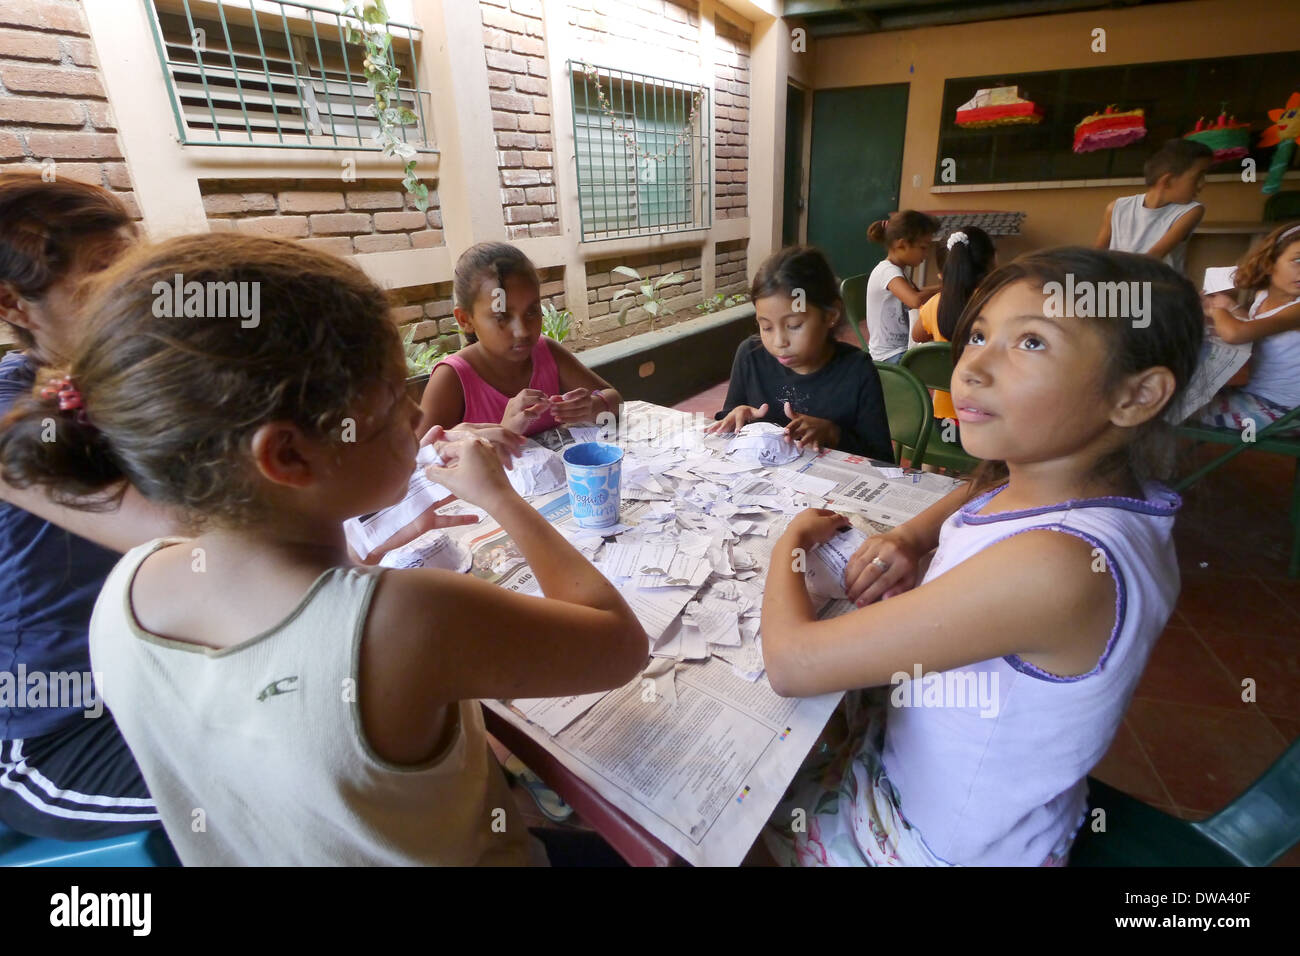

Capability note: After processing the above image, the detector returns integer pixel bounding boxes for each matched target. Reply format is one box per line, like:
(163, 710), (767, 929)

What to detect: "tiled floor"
(669, 378), (1300, 865)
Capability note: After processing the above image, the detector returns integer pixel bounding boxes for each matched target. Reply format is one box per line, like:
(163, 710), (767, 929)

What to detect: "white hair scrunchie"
(946, 231), (969, 251)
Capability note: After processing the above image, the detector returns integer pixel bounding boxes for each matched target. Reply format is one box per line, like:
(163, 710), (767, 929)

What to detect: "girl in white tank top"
(761, 248), (1205, 866)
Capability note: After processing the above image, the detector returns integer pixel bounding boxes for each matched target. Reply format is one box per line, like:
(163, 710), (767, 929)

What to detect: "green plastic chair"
(840, 274), (871, 353)
(900, 343), (981, 474)
(1174, 404), (1300, 578)
(874, 361), (932, 468)
(1070, 736), (1300, 866)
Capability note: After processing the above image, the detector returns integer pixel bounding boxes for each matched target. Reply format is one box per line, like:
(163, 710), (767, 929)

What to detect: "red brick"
(0, 97), (83, 126)
(206, 219), (238, 233)
(527, 58), (548, 78)
(489, 91), (531, 113)
(1, 65), (103, 97)
(533, 96), (551, 116)
(298, 236), (355, 257)
(524, 185), (555, 204)
(411, 230), (444, 249)
(354, 233), (412, 254)
(391, 304), (423, 322)
(497, 149), (523, 167)
(0, 133), (27, 159)
(43, 161), (101, 185)
(373, 211), (427, 232)
(0, 1), (86, 34)
(517, 113), (550, 133)
(491, 110), (518, 130)
(501, 168), (540, 187)
(63, 36), (95, 67)
(485, 50), (528, 74)
(237, 215), (309, 238)
(202, 192), (276, 215)
(510, 0), (544, 16)
(103, 162), (132, 189)
(0, 27), (60, 60)
(511, 35), (545, 57)
(24, 131), (120, 159)
(504, 204), (541, 224)
(500, 187), (526, 205)
(309, 212), (371, 235)
(86, 101), (115, 129)
(279, 190), (346, 213)
(514, 74), (548, 96)
(535, 133), (552, 150)
(486, 69), (513, 90)
(345, 190), (404, 210)
(482, 27), (511, 51)
(522, 151), (552, 169)
(506, 223), (532, 240)
(496, 131), (534, 149)
(425, 208), (443, 228)
(481, 7), (531, 32)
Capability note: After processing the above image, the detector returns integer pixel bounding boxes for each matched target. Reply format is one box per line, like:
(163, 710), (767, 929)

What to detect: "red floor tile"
(1090, 719), (1172, 806)
(1124, 699), (1290, 814)
(671, 381), (729, 416)
(1196, 631), (1300, 721)
(1174, 571), (1300, 640)
(1132, 626), (1242, 711)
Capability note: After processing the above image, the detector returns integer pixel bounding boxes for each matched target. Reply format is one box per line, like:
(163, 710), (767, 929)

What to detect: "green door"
(782, 84), (806, 245)
(807, 83), (909, 281)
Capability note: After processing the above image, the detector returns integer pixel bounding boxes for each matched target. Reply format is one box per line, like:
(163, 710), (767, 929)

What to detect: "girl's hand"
(784, 508), (851, 549)
(422, 422), (526, 470)
(1202, 292), (1236, 315)
(547, 388), (596, 425)
(502, 389), (551, 434)
(705, 403), (769, 435)
(783, 402), (840, 452)
(844, 530), (923, 607)
(424, 436), (518, 512)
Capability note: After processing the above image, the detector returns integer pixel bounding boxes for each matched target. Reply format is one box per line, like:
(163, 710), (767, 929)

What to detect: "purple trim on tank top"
(978, 524), (1126, 683)
(961, 483), (1180, 524)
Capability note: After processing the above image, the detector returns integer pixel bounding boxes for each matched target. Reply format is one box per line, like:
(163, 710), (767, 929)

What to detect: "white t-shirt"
(1245, 289), (1300, 409)
(866, 258), (911, 361)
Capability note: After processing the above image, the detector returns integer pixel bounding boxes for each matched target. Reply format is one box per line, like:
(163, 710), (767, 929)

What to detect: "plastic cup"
(561, 442), (624, 529)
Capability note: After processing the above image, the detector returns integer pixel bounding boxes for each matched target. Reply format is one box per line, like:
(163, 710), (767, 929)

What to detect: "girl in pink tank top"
(419, 243), (622, 438)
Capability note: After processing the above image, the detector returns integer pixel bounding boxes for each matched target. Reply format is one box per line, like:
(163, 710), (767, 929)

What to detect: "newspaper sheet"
(1165, 335), (1252, 424)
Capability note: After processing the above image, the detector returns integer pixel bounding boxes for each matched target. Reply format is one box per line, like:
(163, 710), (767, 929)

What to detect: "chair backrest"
(840, 274), (870, 353)
(874, 361), (932, 467)
(901, 342), (956, 393)
(1192, 735), (1300, 866)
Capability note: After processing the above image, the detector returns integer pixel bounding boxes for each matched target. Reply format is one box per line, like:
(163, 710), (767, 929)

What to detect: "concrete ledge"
(577, 302), (756, 409)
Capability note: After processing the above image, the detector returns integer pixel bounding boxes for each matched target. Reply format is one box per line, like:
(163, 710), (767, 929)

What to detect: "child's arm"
(843, 480), (972, 604)
(1144, 205), (1205, 262)
(417, 361), (466, 435)
(359, 437), (647, 759)
(911, 311), (933, 343)
(0, 477), (183, 553)
(705, 339), (768, 434)
(1209, 300), (1300, 345)
(762, 510), (1116, 698)
(1094, 199), (1115, 249)
(547, 340), (623, 426)
(885, 276), (937, 311)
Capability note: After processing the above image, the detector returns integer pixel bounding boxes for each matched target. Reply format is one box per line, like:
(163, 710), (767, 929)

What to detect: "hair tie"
(39, 375), (90, 425)
(946, 231), (969, 250)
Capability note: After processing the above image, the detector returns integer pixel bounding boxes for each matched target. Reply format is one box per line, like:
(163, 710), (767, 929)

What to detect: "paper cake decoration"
(955, 86), (1044, 128)
(1184, 110), (1251, 164)
(1258, 91), (1300, 195)
(1073, 105), (1147, 153)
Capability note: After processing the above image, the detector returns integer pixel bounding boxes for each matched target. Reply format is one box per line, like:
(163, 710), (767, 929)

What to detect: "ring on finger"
(870, 557), (891, 572)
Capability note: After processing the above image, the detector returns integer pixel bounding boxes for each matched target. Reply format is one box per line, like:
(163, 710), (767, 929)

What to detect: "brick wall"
(715, 238), (747, 295)
(584, 247), (703, 337)
(0, 0), (139, 214)
(567, 0), (700, 61)
(393, 265), (564, 354)
(200, 180), (444, 256)
(481, 0), (558, 240)
(713, 16), (749, 219)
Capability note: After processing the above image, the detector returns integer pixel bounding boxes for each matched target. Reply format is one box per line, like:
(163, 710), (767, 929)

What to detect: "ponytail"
(866, 218), (889, 243)
(868, 210), (940, 249)
(0, 369), (126, 509)
(936, 226), (996, 341)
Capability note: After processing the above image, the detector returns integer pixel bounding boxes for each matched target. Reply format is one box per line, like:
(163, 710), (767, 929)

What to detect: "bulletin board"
(933, 52), (1300, 186)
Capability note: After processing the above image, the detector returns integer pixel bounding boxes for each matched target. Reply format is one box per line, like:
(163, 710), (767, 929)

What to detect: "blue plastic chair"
(0, 820), (179, 867)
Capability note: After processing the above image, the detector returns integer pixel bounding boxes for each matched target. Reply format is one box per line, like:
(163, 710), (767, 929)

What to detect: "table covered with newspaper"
(361, 401), (961, 866)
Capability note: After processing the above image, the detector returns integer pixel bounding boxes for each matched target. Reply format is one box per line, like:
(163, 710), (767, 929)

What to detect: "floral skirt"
(762, 688), (1075, 867)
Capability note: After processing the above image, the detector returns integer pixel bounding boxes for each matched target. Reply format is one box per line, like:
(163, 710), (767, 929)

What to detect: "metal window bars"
(144, 0), (434, 151)
(569, 60), (710, 242)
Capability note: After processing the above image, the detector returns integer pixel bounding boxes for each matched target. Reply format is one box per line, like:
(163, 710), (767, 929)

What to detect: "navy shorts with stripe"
(0, 710), (160, 841)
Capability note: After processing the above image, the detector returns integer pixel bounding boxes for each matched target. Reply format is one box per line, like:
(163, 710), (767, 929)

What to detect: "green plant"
(402, 326), (455, 377)
(541, 300), (572, 343)
(343, 0), (429, 211)
(695, 291), (749, 314)
(611, 265), (686, 330)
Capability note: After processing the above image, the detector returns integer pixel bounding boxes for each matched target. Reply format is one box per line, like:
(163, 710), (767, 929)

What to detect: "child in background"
(0, 234), (648, 865)
(706, 245), (892, 460)
(761, 248), (1202, 866)
(864, 211), (940, 363)
(1096, 138), (1213, 275)
(1198, 221), (1300, 434)
(911, 225), (997, 422)
(420, 242), (622, 437)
